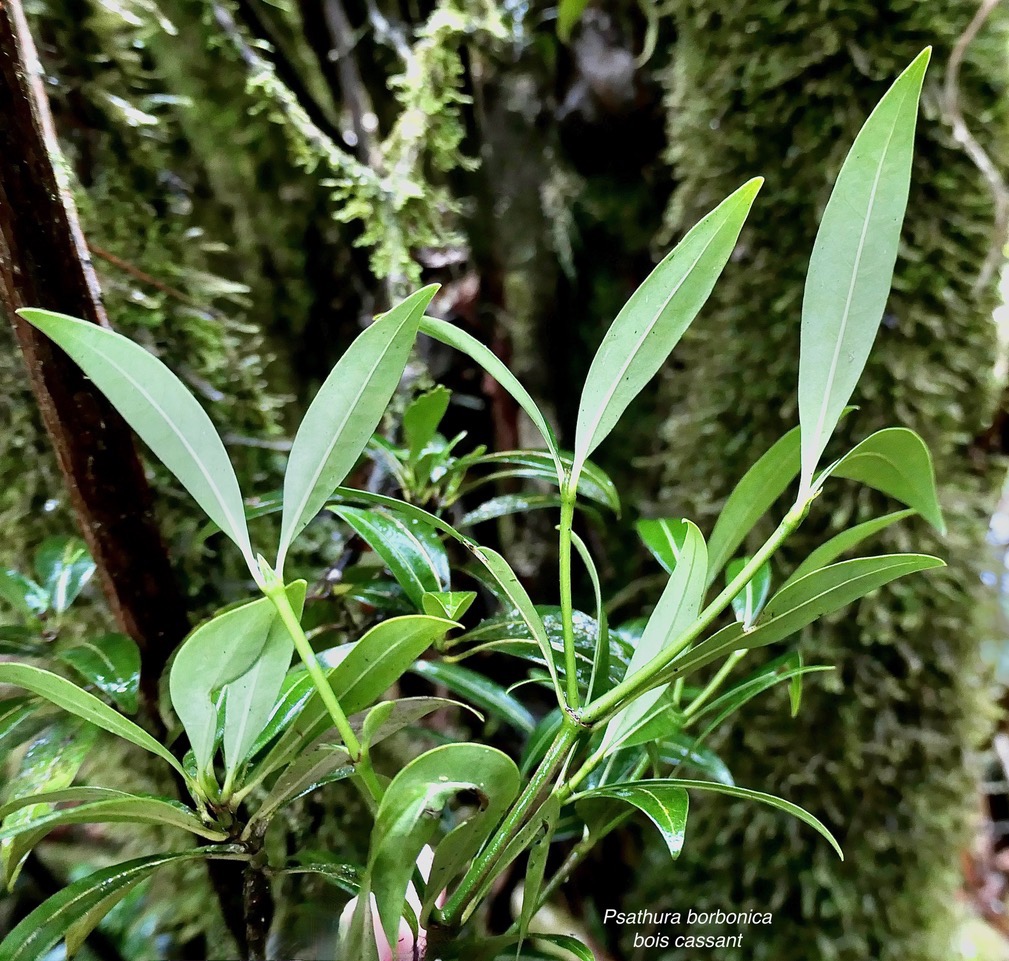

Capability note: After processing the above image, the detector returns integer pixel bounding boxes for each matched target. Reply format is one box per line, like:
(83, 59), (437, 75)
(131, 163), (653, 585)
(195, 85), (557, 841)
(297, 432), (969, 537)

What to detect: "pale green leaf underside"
(798, 49), (930, 489)
(573, 178), (762, 479)
(18, 309), (252, 567)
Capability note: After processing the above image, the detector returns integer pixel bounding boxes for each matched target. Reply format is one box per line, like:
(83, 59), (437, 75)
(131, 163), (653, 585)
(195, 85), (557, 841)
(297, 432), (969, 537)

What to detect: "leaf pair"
(20, 285), (439, 580)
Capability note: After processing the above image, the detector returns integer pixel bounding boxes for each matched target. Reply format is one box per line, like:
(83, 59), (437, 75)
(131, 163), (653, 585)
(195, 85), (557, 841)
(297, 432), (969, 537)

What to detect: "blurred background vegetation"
(3, 1), (1009, 959)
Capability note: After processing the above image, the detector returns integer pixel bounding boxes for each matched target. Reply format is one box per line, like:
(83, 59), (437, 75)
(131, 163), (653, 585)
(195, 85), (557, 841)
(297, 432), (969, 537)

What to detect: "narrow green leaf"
(169, 595), (278, 774)
(0, 664), (184, 777)
(783, 509), (914, 587)
(577, 782), (689, 859)
(0, 797), (227, 844)
(404, 386), (451, 461)
(0, 849), (240, 961)
(0, 626), (43, 657)
(706, 426), (800, 584)
(33, 537), (95, 614)
(798, 49), (931, 491)
(726, 558), (771, 630)
(369, 743), (520, 946)
(518, 809), (555, 944)
(418, 317), (564, 482)
(572, 530), (610, 702)
(421, 591), (476, 620)
(410, 660), (534, 733)
(279, 286), (437, 567)
(472, 547), (564, 704)
(0, 698), (46, 761)
(670, 554), (944, 678)
(223, 582), (307, 772)
(466, 450), (620, 514)
(459, 493), (565, 528)
(557, 0), (589, 41)
(64, 878), (145, 959)
(332, 506), (449, 608)
(603, 521), (706, 751)
(817, 428), (944, 533)
(57, 633), (141, 715)
(662, 778), (842, 858)
(18, 308), (253, 567)
(573, 179), (762, 481)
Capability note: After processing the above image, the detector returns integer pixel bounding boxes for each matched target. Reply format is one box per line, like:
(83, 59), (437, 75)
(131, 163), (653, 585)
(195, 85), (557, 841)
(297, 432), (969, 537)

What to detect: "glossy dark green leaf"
(518, 808), (556, 943)
(0, 698), (45, 761)
(0, 664), (184, 777)
(410, 660), (534, 733)
(19, 309), (254, 570)
(421, 591), (476, 620)
(282, 855), (362, 897)
(0, 849), (241, 961)
(577, 782), (689, 859)
(33, 537), (95, 614)
(706, 426), (800, 584)
(2, 718), (98, 885)
(663, 778), (842, 858)
(817, 428), (944, 532)
(798, 50), (930, 492)
(223, 582), (307, 773)
(573, 179), (762, 483)
(332, 506), (449, 608)
(520, 708), (564, 776)
(368, 743), (520, 946)
(466, 450), (620, 514)
(726, 558), (772, 630)
(57, 633), (141, 715)
(474, 547), (563, 702)
(670, 554), (943, 678)
(657, 731), (733, 785)
(278, 286), (437, 568)
(419, 318), (564, 481)
(784, 509), (914, 587)
(0, 570), (47, 617)
(403, 386), (451, 461)
(603, 520), (706, 751)
(459, 493), (566, 528)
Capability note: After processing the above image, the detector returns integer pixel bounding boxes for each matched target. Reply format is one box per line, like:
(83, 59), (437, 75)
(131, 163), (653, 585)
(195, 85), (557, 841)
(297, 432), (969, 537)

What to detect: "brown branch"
(943, 0), (1009, 294)
(0, 0), (190, 695)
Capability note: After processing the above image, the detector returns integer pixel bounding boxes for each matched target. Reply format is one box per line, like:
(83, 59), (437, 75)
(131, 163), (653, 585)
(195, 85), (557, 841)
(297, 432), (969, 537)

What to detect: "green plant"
(0, 50), (941, 960)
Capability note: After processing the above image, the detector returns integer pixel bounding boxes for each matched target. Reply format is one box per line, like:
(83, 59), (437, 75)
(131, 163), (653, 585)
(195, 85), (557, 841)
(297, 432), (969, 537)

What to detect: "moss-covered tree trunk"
(619, 5), (1009, 959)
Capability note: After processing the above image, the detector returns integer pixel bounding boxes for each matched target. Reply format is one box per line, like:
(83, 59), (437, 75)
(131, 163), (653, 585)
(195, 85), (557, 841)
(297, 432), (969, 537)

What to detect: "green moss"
(620, 4), (1009, 960)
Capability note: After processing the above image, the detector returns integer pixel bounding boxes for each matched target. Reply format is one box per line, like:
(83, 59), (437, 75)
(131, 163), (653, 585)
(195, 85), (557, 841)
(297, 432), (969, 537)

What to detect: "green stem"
(581, 502), (807, 727)
(266, 585), (361, 760)
(558, 489), (580, 709)
(682, 650), (746, 720)
(434, 720), (580, 928)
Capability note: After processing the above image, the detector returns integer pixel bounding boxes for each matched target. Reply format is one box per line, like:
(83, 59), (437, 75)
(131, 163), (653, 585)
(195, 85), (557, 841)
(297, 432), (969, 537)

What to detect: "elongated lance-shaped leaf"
(577, 782), (689, 859)
(668, 553), (944, 679)
(0, 664), (184, 777)
(223, 582), (307, 774)
(410, 660), (534, 733)
(602, 521), (706, 753)
(57, 633), (141, 715)
(419, 317), (564, 483)
(572, 529), (610, 702)
(726, 557), (772, 630)
(278, 286), (438, 570)
(572, 178), (762, 485)
(782, 509), (914, 588)
(18, 309), (254, 569)
(815, 427), (944, 532)
(798, 49), (930, 493)
(0, 849), (242, 961)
